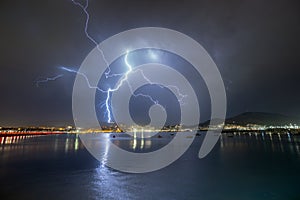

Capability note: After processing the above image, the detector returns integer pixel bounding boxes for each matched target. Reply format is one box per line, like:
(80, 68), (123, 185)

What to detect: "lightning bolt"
(71, 0), (112, 77)
(69, 0), (164, 123)
(60, 51), (160, 123)
(35, 74), (63, 87)
(38, 0), (187, 124)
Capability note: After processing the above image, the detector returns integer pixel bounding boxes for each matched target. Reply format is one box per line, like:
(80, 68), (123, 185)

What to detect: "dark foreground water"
(0, 132), (299, 200)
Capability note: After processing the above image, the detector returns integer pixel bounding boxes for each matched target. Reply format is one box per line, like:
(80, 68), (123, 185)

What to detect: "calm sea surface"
(0, 132), (299, 200)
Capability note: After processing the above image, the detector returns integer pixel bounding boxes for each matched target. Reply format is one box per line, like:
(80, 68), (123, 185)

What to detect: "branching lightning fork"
(35, 74), (64, 87)
(60, 52), (160, 123)
(58, 0), (187, 123)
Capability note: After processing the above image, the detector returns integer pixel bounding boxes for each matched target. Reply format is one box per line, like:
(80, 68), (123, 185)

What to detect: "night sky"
(1, 0), (300, 126)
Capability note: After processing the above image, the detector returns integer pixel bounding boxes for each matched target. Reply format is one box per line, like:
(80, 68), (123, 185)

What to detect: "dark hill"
(227, 112), (300, 126)
(200, 112), (300, 126)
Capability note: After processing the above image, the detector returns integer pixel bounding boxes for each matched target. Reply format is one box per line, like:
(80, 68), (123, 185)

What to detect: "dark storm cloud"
(0, 0), (300, 126)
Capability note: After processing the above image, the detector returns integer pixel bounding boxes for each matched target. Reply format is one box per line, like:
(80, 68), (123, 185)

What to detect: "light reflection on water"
(220, 132), (300, 156)
(1, 132), (299, 159)
(0, 132), (300, 200)
(83, 132), (298, 156)
(0, 134), (85, 159)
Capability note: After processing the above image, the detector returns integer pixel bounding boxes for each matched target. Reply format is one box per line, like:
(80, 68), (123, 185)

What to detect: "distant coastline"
(1, 112), (300, 136)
